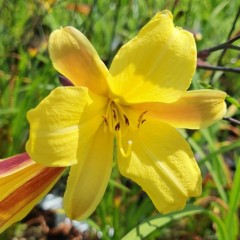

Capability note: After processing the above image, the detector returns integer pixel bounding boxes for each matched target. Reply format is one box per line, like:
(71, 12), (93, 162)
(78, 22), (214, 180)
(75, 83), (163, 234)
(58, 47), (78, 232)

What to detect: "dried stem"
(197, 7), (240, 77)
(197, 64), (240, 73)
(209, 6), (240, 82)
(197, 34), (240, 74)
(198, 34), (240, 58)
(216, 6), (240, 66)
(223, 117), (240, 126)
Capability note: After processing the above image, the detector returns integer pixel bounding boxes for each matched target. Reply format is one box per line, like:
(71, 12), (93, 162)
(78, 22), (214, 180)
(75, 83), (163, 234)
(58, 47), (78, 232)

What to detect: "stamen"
(124, 114), (129, 125)
(102, 115), (108, 132)
(102, 115), (108, 125)
(117, 131), (132, 158)
(105, 101), (115, 133)
(112, 109), (117, 120)
(115, 122), (120, 131)
(138, 110), (147, 128)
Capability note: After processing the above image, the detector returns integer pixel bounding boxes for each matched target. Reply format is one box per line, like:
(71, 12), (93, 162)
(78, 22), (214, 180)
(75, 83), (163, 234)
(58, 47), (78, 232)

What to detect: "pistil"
(117, 130), (133, 158)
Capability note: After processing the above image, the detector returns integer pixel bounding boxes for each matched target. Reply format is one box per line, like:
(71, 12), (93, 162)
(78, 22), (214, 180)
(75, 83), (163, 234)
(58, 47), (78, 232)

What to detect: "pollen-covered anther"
(102, 115), (108, 125)
(138, 110), (147, 128)
(124, 114), (129, 125)
(103, 100), (131, 134)
(115, 122), (120, 131)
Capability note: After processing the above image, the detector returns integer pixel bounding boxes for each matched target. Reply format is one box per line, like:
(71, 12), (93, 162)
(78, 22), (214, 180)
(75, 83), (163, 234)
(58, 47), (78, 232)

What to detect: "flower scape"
(0, 10), (226, 232)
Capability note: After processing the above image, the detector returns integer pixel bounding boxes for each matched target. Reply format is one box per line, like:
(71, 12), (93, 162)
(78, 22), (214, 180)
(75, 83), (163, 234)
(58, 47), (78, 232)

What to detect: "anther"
(112, 109), (117, 120)
(102, 115), (108, 125)
(124, 115), (129, 125)
(115, 122), (120, 131)
(138, 110), (147, 128)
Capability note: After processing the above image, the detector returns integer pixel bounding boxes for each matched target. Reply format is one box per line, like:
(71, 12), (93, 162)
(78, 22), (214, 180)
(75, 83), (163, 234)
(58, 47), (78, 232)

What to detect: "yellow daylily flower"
(27, 10), (226, 218)
(26, 10), (226, 218)
(0, 10), (226, 232)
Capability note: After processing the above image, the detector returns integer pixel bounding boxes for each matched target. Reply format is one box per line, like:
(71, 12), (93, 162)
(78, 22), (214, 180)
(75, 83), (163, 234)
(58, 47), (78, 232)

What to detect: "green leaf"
(226, 96), (240, 107)
(121, 205), (204, 240)
(206, 211), (228, 240)
(225, 157), (240, 240)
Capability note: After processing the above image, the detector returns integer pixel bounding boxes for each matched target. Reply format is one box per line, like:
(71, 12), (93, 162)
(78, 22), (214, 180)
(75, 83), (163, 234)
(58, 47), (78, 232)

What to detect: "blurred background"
(0, 0), (240, 239)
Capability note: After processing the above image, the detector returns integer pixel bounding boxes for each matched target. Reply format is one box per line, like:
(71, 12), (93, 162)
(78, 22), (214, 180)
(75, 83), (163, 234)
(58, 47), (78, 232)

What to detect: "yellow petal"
(26, 87), (107, 167)
(109, 10), (196, 104)
(49, 26), (110, 96)
(131, 90), (226, 129)
(118, 119), (201, 213)
(0, 153), (64, 233)
(63, 126), (114, 220)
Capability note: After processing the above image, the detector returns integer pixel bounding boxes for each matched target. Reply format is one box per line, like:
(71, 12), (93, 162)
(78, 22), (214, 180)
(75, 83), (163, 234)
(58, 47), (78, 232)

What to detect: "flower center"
(103, 100), (147, 157)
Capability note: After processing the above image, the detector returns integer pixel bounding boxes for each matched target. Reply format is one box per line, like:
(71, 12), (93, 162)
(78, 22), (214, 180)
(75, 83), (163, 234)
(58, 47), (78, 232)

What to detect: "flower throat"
(103, 100), (147, 157)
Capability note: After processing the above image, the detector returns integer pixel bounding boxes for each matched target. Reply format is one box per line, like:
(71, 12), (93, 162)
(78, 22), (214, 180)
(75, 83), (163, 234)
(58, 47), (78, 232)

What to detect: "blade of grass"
(121, 205), (204, 240)
(198, 140), (240, 165)
(225, 157), (240, 240)
(188, 136), (228, 202)
(201, 128), (230, 186)
(206, 211), (229, 240)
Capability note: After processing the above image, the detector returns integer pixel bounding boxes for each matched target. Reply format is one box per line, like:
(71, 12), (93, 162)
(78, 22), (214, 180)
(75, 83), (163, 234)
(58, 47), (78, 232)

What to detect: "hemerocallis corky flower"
(0, 10), (226, 232)
(0, 153), (65, 231)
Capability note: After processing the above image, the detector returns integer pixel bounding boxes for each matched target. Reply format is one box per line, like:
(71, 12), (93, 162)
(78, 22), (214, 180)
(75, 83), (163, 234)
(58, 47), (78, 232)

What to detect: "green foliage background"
(0, 0), (240, 239)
